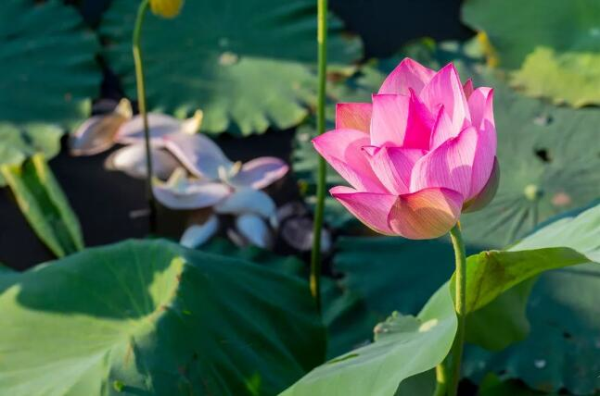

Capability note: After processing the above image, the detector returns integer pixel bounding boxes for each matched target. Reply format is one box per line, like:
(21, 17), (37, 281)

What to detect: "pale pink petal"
(180, 215), (220, 248)
(429, 105), (460, 150)
(162, 132), (232, 180)
(235, 214), (273, 249)
(214, 187), (277, 223)
(363, 146), (425, 194)
(313, 129), (386, 192)
(419, 63), (470, 134)
(370, 93), (434, 149)
(370, 94), (409, 147)
(228, 157), (288, 189)
(463, 157), (499, 213)
(115, 113), (182, 145)
(330, 186), (397, 235)
(469, 119), (497, 198)
(69, 114), (126, 156)
(410, 126), (479, 200)
(336, 103), (372, 133)
(468, 88), (495, 130)
(379, 58), (436, 95)
(153, 179), (231, 210)
(388, 187), (463, 239)
(463, 79), (474, 99)
(105, 143), (180, 180)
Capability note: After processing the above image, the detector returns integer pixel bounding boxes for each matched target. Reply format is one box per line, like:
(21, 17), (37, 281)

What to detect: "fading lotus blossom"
(314, 58), (498, 240)
(70, 100), (289, 248)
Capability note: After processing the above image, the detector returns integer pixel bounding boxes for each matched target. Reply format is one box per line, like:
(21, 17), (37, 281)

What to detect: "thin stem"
(310, 0), (328, 313)
(447, 223), (467, 396)
(133, 0), (157, 233)
(434, 363), (448, 396)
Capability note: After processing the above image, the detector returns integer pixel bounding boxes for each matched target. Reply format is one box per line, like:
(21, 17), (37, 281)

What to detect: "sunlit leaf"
(1, 154), (84, 257)
(282, 285), (457, 396)
(0, 240), (325, 395)
(100, 0), (362, 135)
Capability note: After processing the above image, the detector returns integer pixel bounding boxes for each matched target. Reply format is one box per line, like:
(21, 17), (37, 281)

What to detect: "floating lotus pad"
(100, 0), (362, 136)
(461, 0), (600, 69)
(0, 0), (101, 185)
(511, 47), (600, 107)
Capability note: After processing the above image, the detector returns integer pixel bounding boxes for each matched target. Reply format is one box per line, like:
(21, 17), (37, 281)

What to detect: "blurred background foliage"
(1, 0), (600, 394)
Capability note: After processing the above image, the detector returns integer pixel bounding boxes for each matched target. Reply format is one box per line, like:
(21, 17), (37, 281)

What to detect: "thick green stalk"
(447, 223), (467, 396)
(133, 0), (157, 233)
(309, 0), (328, 313)
(434, 363), (448, 396)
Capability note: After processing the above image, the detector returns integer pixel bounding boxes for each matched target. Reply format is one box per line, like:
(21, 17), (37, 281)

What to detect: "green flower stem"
(434, 363), (448, 396)
(310, 0), (328, 313)
(447, 223), (467, 396)
(133, 0), (157, 233)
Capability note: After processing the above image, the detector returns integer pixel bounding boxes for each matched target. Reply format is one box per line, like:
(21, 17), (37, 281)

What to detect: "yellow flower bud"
(150, 0), (184, 19)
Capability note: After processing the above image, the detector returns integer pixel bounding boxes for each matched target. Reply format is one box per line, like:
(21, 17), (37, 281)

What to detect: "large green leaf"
(100, 0), (362, 136)
(465, 262), (600, 395)
(1, 154), (84, 257)
(203, 239), (379, 360)
(281, 285), (457, 396)
(0, 239), (325, 395)
(461, 0), (600, 69)
(511, 47), (600, 108)
(0, 0), (101, 183)
(464, 203), (600, 395)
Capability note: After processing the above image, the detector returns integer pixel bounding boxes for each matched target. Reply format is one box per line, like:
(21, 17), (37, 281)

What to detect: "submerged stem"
(447, 223), (467, 396)
(133, 0), (157, 233)
(310, 0), (328, 313)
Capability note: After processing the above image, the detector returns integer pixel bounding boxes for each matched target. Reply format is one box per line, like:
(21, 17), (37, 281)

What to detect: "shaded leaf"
(0, 239), (325, 395)
(464, 203), (600, 395)
(1, 154), (84, 257)
(0, 0), (101, 182)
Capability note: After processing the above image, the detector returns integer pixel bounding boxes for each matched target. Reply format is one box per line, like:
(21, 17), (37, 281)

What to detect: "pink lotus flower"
(314, 59), (498, 239)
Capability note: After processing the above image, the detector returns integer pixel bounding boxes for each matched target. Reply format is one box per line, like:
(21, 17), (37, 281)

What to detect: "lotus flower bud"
(313, 58), (498, 240)
(150, 0), (184, 19)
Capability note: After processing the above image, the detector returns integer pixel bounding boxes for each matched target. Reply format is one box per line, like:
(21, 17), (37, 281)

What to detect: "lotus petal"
(379, 58), (436, 95)
(105, 143), (180, 180)
(468, 88), (495, 130)
(420, 63), (470, 134)
(330, 186), (398, 235)
(180, 215), (220, 248)
(387, 187), (463, 239)
(410, 126), (479, 200)
(235, 213), (273, 249)
(313, 129), (386, 192)
(215, 188), (277, 226)
(463, 78), (474, 99)
(153, 169), (231, 210)
(229, 157), (288, 189)
(363, 146), (425, 195)
(161, 132), (232, 180)
(335, 103), (372, 133)
(463, 157), (499, 213)
(70, 99), (132, 156)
